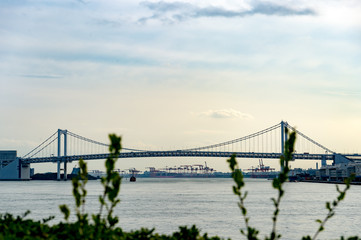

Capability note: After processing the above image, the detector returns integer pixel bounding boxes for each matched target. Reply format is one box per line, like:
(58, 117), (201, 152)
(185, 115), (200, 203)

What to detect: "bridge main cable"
(22, 131), (58, 158)
(67, 131), (145, 152)
(182, 122), (281, 152)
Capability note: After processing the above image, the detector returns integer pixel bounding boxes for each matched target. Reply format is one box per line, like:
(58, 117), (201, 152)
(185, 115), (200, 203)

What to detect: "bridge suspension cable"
(27, 137), (58, 158)
(285, 123), (335, 154)
(22, 131), (58, 158)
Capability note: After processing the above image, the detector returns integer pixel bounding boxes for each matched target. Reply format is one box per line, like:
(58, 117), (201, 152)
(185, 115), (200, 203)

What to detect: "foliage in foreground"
(0, 212), (219, 240)
(0, 130), (360, 239)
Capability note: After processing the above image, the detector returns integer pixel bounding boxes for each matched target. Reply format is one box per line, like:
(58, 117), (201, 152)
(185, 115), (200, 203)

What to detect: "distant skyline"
(1, 0), (360, 173)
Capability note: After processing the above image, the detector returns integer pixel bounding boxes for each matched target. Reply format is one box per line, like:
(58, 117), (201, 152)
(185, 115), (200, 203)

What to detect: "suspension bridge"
(1, 121), (360, 180)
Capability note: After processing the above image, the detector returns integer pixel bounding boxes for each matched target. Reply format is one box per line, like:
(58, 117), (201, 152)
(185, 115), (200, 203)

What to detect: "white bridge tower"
(57, 129), (68, 181)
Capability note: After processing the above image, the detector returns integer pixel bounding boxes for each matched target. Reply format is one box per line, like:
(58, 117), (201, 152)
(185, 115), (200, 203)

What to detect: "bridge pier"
(57, 159), (61, 180)
(63, 131), (67, 181)
(64, 161), (67, 181)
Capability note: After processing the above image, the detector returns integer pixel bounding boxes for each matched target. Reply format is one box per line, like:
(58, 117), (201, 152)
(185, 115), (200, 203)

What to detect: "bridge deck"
(21, 151), (336, 164)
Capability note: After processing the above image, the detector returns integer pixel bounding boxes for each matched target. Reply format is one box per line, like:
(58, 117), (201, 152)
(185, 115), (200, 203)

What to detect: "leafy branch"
(228, 128), (296, 240)
(228, 126), (359, 240)
(95, 134), (122, 228)
(228, 154), (259, 240)
(59, 133), (123, 237)
(302, 174), (355, 240)
(59, 159), (89, 225)
(266, 128), (296, 240)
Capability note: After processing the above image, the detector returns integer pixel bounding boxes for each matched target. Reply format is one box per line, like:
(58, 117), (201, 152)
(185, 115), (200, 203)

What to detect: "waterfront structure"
(316, 162), (361, 181)
(0, 151), (30, 180)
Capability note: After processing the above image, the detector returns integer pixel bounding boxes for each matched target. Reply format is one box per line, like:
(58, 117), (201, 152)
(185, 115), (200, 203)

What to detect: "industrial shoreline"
(28, 159), (361, 184)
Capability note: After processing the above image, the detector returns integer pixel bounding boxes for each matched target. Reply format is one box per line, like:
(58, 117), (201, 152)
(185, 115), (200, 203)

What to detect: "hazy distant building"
(316, 162), (361, 181)
(0, 151), (30, 180)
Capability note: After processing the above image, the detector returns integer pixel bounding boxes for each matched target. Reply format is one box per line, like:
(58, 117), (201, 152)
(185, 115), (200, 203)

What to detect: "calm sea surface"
(0, 178), (360, 239)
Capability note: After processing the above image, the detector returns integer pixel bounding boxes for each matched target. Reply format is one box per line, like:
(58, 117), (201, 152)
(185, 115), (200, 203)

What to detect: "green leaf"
(227, 154), (237, 171)
(241, 206), (247, 216)
(59, 204), (70, 221)
(243, 191), (248, 200)
(232, 186), (240, 195)
(326, 202), (331, 211)
(22, 210), (31, 218)
(272, 178), (280, 189)
(109, 134), (122, 154)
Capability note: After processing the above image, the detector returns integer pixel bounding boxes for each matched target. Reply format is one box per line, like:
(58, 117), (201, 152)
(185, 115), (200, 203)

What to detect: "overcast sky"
(1, 0), (360, 172)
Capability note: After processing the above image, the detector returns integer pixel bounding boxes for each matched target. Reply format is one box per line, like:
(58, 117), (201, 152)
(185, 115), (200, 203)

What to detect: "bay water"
(0, 178), (360, 239)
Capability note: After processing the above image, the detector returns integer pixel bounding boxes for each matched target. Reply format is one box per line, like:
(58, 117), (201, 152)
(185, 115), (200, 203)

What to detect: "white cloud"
(138, 1), (316, 23)
(198, 109), (253, 119)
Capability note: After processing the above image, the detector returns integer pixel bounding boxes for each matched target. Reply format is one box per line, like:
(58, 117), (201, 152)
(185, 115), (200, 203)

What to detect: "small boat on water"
(128, 168), (138, 182)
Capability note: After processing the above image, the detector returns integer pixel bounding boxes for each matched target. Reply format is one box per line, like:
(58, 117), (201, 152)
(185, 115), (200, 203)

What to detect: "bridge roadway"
(20, 151), (337, 164)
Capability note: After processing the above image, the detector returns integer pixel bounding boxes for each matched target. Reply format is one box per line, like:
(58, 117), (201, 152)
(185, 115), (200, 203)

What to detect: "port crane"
(244, 159), (275, 173)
